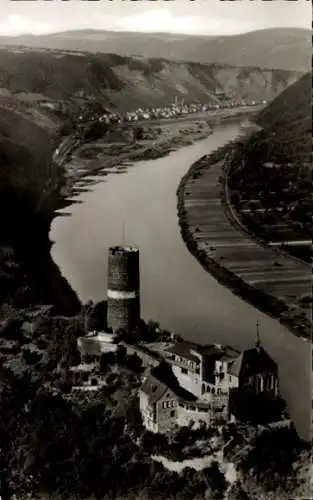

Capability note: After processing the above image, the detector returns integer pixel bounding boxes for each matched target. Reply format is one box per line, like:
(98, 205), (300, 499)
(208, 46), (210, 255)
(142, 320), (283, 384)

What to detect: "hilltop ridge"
(0, 27), (311, 71)
(0, 48), (303, 112)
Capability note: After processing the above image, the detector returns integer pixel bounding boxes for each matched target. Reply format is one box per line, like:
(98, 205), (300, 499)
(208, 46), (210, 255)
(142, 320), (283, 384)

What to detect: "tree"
(100, 352), (115, 373)
(116, 344), (127, 365)
(126, 353), (143, 373)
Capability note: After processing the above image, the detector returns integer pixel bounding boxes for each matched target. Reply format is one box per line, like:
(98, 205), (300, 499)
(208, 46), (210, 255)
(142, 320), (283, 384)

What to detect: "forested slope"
(228, 72), (312, 262)
(256, 71), (312, 162)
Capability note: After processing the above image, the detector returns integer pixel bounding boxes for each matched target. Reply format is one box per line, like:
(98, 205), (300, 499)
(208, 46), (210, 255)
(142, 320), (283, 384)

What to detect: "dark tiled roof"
(197, 345), (222, 356)
(165, 341), (201, 362)
(152, 362), (197, 402)
(140, 374), (169, 404)
(229, 354), (244, 377)
(166, 341), (241, 363)
(229, 346), (277, 378)
(221, 346), (241, 360)
(140, 362), (197, 403)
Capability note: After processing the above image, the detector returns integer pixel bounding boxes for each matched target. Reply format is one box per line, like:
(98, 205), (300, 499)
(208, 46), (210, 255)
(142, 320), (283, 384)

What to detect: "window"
(170, 410), (175, 418)
(163, 400), (175, 409)
(181, 367), (188, 374)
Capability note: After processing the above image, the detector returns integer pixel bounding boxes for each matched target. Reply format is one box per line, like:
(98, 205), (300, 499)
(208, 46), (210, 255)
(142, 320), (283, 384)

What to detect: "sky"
(0, 0), (311, 37)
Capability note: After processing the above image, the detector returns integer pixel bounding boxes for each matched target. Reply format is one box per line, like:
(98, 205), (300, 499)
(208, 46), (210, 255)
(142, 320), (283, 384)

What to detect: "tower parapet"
(107, 245), (140, 333)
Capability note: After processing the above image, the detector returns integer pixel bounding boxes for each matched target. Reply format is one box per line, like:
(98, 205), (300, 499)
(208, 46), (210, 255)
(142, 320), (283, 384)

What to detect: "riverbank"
(177, 144), (311, 341)
(60, 122), (212, 204)
(58, 111), (256, 204)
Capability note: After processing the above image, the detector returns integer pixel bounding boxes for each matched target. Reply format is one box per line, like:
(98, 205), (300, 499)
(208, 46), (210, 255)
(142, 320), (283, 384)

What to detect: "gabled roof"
(140, 362), (197, 403)
(220, 346), (242, 361)
(165, 341), (241, 363)
(140, 374), (171, 404)
(229, 353), (244, 377)
(165, 341), (200, 362)
(229, 346), (277, 378)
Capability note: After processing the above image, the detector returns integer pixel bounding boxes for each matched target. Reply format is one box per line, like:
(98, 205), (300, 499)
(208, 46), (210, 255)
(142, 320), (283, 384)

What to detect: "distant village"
(1, 85), (266, 128)
(74, 245), (286, 434)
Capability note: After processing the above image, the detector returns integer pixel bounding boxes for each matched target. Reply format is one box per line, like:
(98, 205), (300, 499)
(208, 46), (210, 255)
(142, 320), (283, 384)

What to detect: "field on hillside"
(179, 156), (311, 340)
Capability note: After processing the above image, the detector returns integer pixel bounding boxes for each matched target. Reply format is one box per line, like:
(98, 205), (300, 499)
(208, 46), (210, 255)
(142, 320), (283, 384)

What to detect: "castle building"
(162, 342), (240, 398)
(107, 245), (140, 334)
(227, 338), (281, 423)
(230, 322), (279, 396)
(77, 244), (140, 358)
(139, 326), (282, 433)
(139, 365), (212, 434)
(229, 343), (279, 396)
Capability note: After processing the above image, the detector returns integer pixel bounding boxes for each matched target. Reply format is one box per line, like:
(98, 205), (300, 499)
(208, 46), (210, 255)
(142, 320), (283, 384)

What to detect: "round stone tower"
(107, 245), (140, 333)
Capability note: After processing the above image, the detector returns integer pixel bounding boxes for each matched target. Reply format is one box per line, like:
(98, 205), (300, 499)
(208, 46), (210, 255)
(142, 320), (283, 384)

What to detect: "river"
(50, 124), (311, 440)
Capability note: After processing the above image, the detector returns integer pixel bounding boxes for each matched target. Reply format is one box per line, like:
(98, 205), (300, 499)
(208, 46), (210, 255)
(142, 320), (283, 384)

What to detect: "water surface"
(50, 124), (311, 439)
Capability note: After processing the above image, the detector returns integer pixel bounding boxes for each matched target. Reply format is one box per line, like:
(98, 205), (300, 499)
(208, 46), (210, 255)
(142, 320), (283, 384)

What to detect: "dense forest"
(256, 71), (312, 163)
(0, 313), (310, 500)
(0, 107), (61, 240)
(228, 72), (312, 261)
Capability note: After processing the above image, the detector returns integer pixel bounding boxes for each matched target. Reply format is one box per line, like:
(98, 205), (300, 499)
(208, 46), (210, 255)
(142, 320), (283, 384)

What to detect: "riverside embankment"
(51, 123), (311, 440)
(176, 144), (311, 341)
(55, 108), (256, 203)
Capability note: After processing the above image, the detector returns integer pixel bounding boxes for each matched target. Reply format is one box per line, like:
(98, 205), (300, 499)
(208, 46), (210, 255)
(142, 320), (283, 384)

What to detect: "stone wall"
(139, 389), (157, 432)
(156, 391), (178, 434)
(107, 246), (140, 332)
(172, 364), (202, 397)
(107, 295), (140, 332)
(176, 401), (212, 428)
(122, 342), (161, 368)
